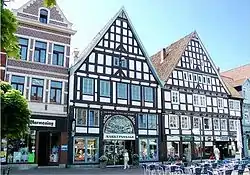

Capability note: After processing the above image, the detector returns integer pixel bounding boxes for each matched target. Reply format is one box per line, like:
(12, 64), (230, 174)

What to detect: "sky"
(8, 0), (250, 71)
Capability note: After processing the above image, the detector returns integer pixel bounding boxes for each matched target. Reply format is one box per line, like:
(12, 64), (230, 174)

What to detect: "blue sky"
(9, 0), (250, 71)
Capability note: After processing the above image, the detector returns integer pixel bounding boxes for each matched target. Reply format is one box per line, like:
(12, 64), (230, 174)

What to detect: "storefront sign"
(182, 136), (193, 141)
(30, 119), (56, 127)
(104, 134), (135, 140)
(61, 145), (68, 151)
(215, 136), (229, 141)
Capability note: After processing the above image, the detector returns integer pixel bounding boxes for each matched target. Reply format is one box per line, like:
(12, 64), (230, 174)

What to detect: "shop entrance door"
(104, 140), (135, 165)
(183, 142), (191, 162)
(38, 132), (60, 166)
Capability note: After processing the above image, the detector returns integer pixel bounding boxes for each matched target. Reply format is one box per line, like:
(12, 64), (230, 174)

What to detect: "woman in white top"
(123, 149), (129, 169)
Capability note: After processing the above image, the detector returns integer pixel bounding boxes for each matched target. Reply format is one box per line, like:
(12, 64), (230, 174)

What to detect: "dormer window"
(39, 9), (48, 24)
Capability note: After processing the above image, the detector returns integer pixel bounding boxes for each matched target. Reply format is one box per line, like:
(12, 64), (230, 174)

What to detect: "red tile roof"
(221, 64), (250, 86)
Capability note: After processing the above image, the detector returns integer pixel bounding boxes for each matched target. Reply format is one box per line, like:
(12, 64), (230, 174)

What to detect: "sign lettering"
(104, 134), (135, 140)
(30, 119), (56, 127)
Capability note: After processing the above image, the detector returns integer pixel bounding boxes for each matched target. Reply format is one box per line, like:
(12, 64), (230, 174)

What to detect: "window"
(193, 117), (202, 129)
(221, 119), (227, 131)
(50, 81), (62, 103)
(121, 57), (127, 68)
(229, 100), (240, 111)
(198, 75), (202, 83)
(31, 78), (44, 101)
(229, 120), (237, 131)
(6, 131), (36, 163)
(203, 76), (207, 84)
(82, 78), (94, 95)
(188, 73), (193, 81)
(181, 116), (190, 129)
(213, 118), (220, 130)
(39, 9), (48, 24)
(34, 41), (47, 63)
(207, 77), (211, 85)
(139, 138), (158, 161)
(113, 57), (119, 66)
(75, 108), (99, 127)
(218, 98), (224, 109)
(74, 137), (99, 163)
(169, 115), (179, 129)
(100, 80), (110, 97)
(52, 44), (64, 66)
(193, 94), (206, 107)
(204, 118), (211, 130)
(117, 83), (127, 99)
(171, 91), (179, 104)
(138, 114), (157, 129)
(131, 85), (140, 101)
(19, 38), (28, 60)
(148, 114), (157, 129)
(88, 110), (99, 126)
(193, 74), (197, 82)
(144, 87), (153, 102)
(183, 72), (188, 81)
(11, 75), (25, 94)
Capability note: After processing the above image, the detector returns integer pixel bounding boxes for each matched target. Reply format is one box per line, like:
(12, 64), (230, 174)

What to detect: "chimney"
(160, 48), (166, 63)
(217, 66), (220, 73)
(73, 48), (80, 64)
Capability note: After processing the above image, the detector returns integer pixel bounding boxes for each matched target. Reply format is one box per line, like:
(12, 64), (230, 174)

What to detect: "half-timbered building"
(68, 8), (163, 165)
(151, 31), (243, 161)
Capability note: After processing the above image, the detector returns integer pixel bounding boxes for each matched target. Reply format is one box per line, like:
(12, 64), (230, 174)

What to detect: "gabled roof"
(221, 64), (250, 87)
(151, 31), (231, 95)
(151, 32), (194, 82)
(69, 7), (163, 87)
(13, 0), (73, 28)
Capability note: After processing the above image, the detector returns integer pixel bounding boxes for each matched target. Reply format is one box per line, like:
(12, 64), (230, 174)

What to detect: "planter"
(100, 161), (107, 169)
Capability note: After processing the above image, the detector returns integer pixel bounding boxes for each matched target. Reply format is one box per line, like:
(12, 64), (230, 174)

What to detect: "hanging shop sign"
(104, 133), (135, 140)
(182, 136), (193, 141)
(30, 119), (56, 127)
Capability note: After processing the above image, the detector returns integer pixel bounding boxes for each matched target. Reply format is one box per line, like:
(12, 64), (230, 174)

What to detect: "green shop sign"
(182, 136), (193, 141)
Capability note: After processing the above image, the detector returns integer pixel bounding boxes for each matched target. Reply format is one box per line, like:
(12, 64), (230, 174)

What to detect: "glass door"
(104, 140), (125, 165)
(49, 133), (60, 164)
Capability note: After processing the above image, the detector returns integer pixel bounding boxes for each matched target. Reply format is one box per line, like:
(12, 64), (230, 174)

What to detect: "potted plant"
(132, 154), (139, 167)
(99, 155), (108, 169)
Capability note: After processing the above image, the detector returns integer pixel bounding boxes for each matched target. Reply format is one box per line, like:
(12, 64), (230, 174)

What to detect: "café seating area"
(141, 158), (250, 175)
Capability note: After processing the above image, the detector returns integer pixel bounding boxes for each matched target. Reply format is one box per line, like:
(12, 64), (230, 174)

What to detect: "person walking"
(214, 146), (220, 161)
(123, 149), (130, 169)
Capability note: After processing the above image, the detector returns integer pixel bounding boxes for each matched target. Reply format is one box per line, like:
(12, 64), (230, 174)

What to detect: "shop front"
(103, 115), (136, 165)
(214, 136), (237, 159)
(6, 115), (68, 167)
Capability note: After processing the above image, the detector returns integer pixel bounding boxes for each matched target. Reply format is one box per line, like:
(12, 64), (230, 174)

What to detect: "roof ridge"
(221, 63), (250, 73)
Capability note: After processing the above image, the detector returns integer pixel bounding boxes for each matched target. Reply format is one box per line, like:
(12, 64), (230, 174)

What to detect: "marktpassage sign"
(30, 119), (56, 127)
(104, 134), (135, 140)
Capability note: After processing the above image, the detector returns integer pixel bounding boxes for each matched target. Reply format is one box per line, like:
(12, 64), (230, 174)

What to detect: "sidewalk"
(9, 167), (143, 175)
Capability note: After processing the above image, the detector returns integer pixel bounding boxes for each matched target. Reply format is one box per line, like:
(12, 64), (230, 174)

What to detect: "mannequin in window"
(213, 146), (220, 161)
(123, 149), (129, 169)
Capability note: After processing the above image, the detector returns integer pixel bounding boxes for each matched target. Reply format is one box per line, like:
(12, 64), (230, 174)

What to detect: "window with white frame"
(181, 116), (190, 129)
(193, 94), (206, 107)
(198, 75), (202, 83)
(144, 87), (153, 102)
(221, 119), (227, 131)
(207, 77), (211, 85)
(213, 118), (220, 130)
(193, 117), (202, 129)
(82, 78), (94, 95)
(183, 72), (188, 81)
(217, 98), (224, 109)
(188, 73), (193, 82)
(204, 118), (211, 130)
(117, 83), (127, 99)
(75, 108), (99, 127)
(193, 74), (198, 82)
(131, 85), (140, 101)
(171, 91), (179, 104)
(229, 100), (240, 111)
(229, 120), (237, 131)
(100, 80), (110, 97)
(169, 115), (179, 129)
